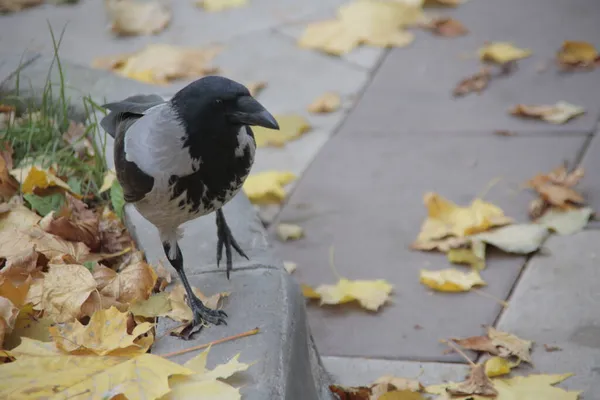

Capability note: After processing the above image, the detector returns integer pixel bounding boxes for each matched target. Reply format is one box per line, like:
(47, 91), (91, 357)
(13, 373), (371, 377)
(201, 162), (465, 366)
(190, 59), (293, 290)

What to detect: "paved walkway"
(2, 0), (600, 398)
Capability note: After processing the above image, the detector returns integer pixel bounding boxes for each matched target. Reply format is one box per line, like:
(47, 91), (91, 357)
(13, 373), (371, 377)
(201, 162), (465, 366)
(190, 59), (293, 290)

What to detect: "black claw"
(189, 296), (228, 326)
(215, 209), (250, 279)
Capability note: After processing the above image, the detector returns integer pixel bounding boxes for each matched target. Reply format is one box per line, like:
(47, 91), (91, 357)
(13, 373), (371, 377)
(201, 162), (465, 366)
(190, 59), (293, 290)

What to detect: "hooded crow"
(100, 76), (279, 327)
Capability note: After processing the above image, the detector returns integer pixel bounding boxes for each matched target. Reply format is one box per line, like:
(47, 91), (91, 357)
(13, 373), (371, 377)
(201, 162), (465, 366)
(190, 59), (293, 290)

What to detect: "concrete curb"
(0, 51), (335, 400)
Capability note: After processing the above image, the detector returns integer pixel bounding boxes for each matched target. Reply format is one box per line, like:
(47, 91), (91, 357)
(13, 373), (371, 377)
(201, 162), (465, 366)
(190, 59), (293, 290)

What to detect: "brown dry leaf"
(98, 207), (134, 254)
(0, 147), (19, 201)
(40, 264), (98, 323)
(246, 81), (267, 97)
(424, 17), (468, 37)
(0, 142), (14, 170)
(544, 344), (562, 352)
(2, 304), (53, 350)
(298, 0), (421, 56)
(25, 225), (91, 263)
(0, 296), (19, 348)
(196, 0), (247, 12)
(510, 102), (585, 124)
(105, 0), (172, 37)
(39, 193), (100, 251)
(556, 40), (600, 70)
(93, 44), (221, 85)
(62, 121), (95, 159)
(527, 164), (585, 209)
(253, 114), (311, 147)
(450, 335), (500, 355)
(0, 0), (43, 13)
(166, 283), (227, 322)
(0, 275), (31, 308)
(93, 261), (157, 304)
(373, 376), (423, 392)
(155, 261), (172, 291)
(49, 306), (153, 356)
(329, 384), (372, 399)
(447, 364), (498, 397)
(488, 326), (533, 364)
(308, 92), (342, 114)
(453, 67), (491, 97)
(0, 246), (42, 285)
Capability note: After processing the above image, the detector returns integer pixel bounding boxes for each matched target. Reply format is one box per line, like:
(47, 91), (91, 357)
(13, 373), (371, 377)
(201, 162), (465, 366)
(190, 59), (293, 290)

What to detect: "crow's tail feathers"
(100, 94), (165, 138)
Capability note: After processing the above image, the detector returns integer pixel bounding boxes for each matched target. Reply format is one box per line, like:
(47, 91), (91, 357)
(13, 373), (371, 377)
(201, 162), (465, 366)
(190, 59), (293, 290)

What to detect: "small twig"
(158, 327), (260, 358)
(445, 339), (476, 366)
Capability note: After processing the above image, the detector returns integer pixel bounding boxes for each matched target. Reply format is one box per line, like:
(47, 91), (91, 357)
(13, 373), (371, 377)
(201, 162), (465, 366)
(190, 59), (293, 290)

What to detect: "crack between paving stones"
(185, 263), (281, 277)
(322, 355), (469, 365)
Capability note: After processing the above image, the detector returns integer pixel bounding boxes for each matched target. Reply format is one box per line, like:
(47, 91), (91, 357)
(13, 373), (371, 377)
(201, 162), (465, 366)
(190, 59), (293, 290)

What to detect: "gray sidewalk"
(2, 0), (600, 398)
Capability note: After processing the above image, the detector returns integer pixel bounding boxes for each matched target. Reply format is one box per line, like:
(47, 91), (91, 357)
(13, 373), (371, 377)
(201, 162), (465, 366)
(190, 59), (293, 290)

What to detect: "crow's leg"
(163, 241), (227, 326)
(216, 208), (249, 279)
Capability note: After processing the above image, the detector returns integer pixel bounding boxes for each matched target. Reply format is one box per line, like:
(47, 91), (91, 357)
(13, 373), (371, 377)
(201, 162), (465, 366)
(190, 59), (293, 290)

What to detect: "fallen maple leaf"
(419, 268), (486, 292)
(0, 296), (19, 348)
(155, 261), (172, 291)
(283, 261), (297, 274)
(0, 150), (18, 201)
(49, 306), (153, 356)
(303, 278), (393, 311)
(527, 164), (586, 210)
(488, 326), (533, 364)
(510, 102), (585, 124)
(424, 17), (468, 37)
(453, 67), (491, 97)
(412, 192), (512, 251)
(0, 0), (43, 13)
(24, 225), (91, 263)
(99, 169), (117, 193)
(15, 165), (78, 197)
(0, 275), (31, 307)
(92, 260), (156, 304)
(373, 375), (423, 392)
(93, 44), (221, 85)
(195, 0), (247, 11)
(447, 243), (485, 270)
(472, 224), (549, 254)
(308, 92), (342, 113)
(276, 223), (304, 241)
(479, 42), (532, 64)
(450, 335), (500, 355)
(253, 114), (311, 147)
(98, 207), (134, 255)
(0, 346), (193, 399)
(448, 363), (498, 397)
(556, 40), (600, 71)
(105, 0), (171, 36)
(39, 193), (100, 251)
(537, 207), (593, 235)
(243, 170), (296, 205)
(164, 345), (253, 399)
(129, 292), (171, 318)
(298, 0), (421, 55)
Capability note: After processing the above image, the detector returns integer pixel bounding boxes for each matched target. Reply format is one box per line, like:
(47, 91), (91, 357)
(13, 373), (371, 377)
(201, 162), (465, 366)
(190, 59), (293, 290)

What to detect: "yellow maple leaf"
(308, 92), (342, 114)
(419, 268), (486, 292)
(253, 114), (311, 147)
(510, 102), (585, 124)
(163, 346), (252, 399)
(196, 0), (247, 12)
(105, 0), (171, 37)
(166, 284), (227, 322)
(426, 373), (580, 400)
(129, 292), (172, 318)
(299, 0), (421, 55)
(0, 344), (193, 400)
(484, 356), (513, 378)
(0, 202), (41, 231)
(17, 165), (79, 197)
(478, 42), (532, 64)
(2, 304), (53, 350)
(40, 263), (98, 323)
(93, 44), (221, 85)
(0, 296), (19, 348)
(447, 240), (486, 270)
(49, 306), (153, 356)
(0, 275), (31, 307)
(243, 170), (296, 205)
(276, 223), (304, 241)
(412, 192), (512, 250)
(304, 278), (393, 311)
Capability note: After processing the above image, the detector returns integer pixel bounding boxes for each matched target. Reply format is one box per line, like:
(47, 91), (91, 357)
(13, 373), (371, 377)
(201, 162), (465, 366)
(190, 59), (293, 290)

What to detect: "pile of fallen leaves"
(410, 163), (593, 294)
(330, 326), (581, 399)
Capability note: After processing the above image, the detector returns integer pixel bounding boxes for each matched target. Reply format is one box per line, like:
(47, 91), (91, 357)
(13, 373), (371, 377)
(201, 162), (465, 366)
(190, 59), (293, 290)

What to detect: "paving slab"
(495, 231), (600, 397)
(153, 268), (335, 400)
(0, 0), (345, 67)
(342, 0), (600, 135)
(0, 50), (39, 86)
(579, 134), (600, 228)
(269, 132), (587, 361)
(322, 357), (468, 388)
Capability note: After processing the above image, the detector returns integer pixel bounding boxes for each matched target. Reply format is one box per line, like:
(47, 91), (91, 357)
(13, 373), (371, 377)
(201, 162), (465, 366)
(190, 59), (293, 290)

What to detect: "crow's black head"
(170, 76), (279, 138)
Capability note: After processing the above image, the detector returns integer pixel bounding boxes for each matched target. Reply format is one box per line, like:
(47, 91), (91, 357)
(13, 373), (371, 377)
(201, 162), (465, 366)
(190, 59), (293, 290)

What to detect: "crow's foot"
(189, 295), (228, 326)
(216, 209), (249, 279)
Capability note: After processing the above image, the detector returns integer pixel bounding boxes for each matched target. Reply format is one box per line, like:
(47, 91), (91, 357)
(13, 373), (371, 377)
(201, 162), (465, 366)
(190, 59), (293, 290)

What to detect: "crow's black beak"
(228, 96), (279, 130)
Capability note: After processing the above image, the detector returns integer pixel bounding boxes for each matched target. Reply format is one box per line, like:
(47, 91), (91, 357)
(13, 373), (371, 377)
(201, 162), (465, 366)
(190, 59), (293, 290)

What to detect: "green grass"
(0, 24), (119, 212)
